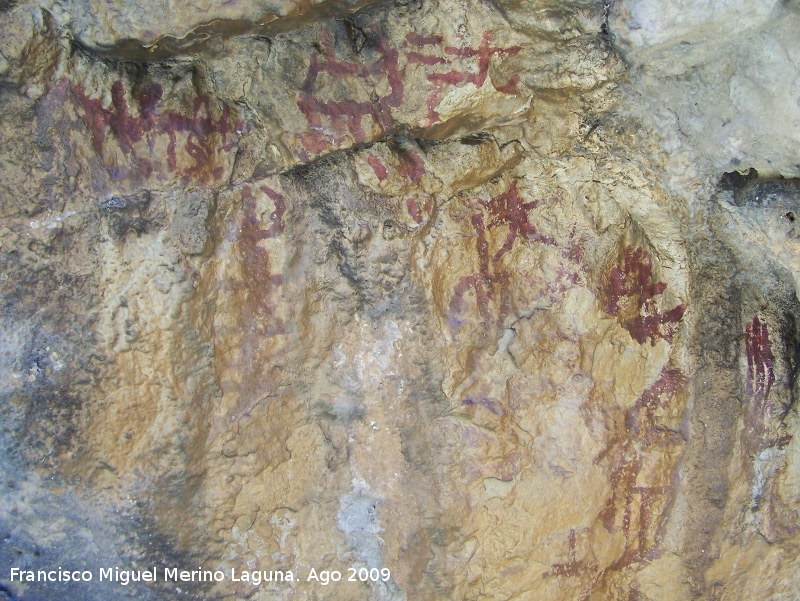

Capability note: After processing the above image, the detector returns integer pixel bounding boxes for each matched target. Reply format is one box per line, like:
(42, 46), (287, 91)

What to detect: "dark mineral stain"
(397, 147), (426, 182)
(721, 168), (800, 208)
(99, 190), (165, 240)
(781, 310), (800, 412)
(736, 178), (800, 208)
(460, 131), (494, 145)
(718, 168), (758, 194)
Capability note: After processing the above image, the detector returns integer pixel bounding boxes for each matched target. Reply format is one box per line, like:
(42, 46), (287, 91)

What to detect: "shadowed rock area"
(0, 0), (798, 599)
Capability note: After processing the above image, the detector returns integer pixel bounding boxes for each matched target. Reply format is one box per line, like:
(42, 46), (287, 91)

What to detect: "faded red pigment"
(593, 369), (686, 583)
(367, 155), (388, 181)
(460, 396), (503, 416)
(745, 315), (775, 401)
(239, 186), (286, 334)
(544, 528), (597, 578)
(296, 28), (523, 155)
(397, 148), (425, 183)
(604, 246), (686, 345)
(449, 180), (552, 332)
(742, 316), (793, 455)
(480, 179), (553, 261)
(297, 30), (403, 153)
(536, 369), (686, 599)
(73, 80), (241, 183)
(406, 197), (432, 224)
(405, 31), (521, 123)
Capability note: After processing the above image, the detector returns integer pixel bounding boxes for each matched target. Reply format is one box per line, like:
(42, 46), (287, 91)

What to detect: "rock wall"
(0, 0), (798, 599)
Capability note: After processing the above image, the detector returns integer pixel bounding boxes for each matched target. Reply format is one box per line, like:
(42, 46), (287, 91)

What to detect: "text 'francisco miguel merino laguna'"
(9, 567), (295, 586)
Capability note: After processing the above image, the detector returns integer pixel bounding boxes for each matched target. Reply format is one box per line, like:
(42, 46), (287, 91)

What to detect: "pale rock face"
(611, 0), (779, 51)
(0, 0), (798, 599)
(612, 0), (800, 188)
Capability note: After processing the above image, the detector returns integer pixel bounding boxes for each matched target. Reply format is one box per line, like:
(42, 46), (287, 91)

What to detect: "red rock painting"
(744, 316), (775, 401)
(73, 80), (241, 183)
(296, 29), (402, 152)
(742, 316), (793, 455)
(295, 28), (522, 154)
(239, 186), (286, 336)
(449, 180), (552, 332)
(405, 31), (521, 124)
(545, 528), (596, 579)
(594, 369), (686, 571)
(604, 245), (686, 345)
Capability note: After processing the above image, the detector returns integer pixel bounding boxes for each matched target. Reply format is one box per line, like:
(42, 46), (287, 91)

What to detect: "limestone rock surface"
(611, 0), (800, 187)
(0, 0), (798, 600)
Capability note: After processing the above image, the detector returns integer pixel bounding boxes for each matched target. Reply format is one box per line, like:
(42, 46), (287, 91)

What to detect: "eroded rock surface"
(0, 0), (798, 599)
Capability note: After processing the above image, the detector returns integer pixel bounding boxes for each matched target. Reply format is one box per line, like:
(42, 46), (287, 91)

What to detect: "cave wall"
(0, 0), (798, 599)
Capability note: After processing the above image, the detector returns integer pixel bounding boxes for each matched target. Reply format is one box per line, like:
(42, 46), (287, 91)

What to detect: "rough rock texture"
(611, 0), (800, 189)
(0, 0), (798, 600)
